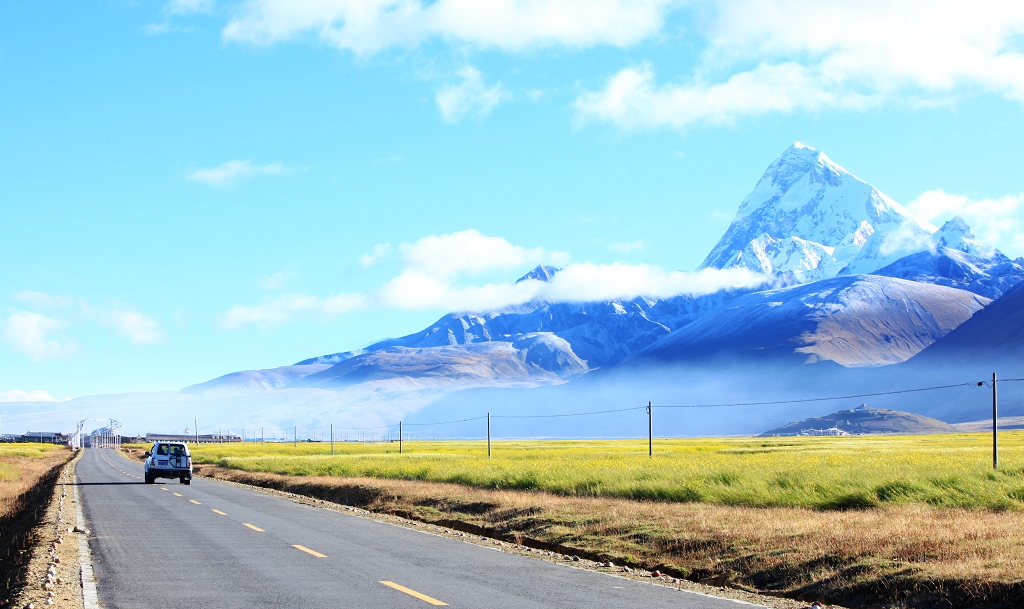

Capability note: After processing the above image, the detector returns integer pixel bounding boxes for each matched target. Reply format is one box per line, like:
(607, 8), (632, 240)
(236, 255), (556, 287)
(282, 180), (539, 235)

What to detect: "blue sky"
(2, 0), (1024, 401)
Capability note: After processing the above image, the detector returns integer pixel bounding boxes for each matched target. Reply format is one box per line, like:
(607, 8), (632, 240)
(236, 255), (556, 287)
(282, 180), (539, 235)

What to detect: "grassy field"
(0, 444), (64, 459)
(181, 432), (1024, 510)
(0, 444), (68, 516)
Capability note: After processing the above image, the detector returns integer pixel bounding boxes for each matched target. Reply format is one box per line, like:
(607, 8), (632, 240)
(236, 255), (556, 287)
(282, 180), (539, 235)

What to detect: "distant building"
(24, 431), (69, 444)
(800, 427), (850, 436)
(145, 433), (241, 443)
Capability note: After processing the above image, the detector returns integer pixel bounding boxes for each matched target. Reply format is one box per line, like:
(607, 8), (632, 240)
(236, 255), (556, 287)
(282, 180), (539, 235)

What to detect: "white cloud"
(220, 293), (368, 329)
(109, 310), (166, 345)
(539, 264), (766, 302)
(377, 269), (531, 311)
(377, 231), (763, 311)
(576, 1), (1024, 130)
(142, 22), (176, 35)
(3, 312), (77, 361)
(574, 62), (872, 130)
(398, 229), (561, 277)
(77, 302), (167, 346)
(12, 290), (75, 308)
(222, 230), (767, 324)
(378, 263), (768, 311)
(166, 0), (215, 15)
(0, 389), (56, 403)
(186, 160), (292, 188)
(707, 0), (1024, 99)
(261, 266), (296, 290)
(221, 0), (674, 55)
(907, 189), (1024, 256)
(435, 67), (510, 123)
(359, 243), (392, 267)
(609, 240), (646, 254)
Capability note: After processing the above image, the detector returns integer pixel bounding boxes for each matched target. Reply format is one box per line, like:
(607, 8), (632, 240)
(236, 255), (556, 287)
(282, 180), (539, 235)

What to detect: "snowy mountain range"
(168, 143), (1024, 431)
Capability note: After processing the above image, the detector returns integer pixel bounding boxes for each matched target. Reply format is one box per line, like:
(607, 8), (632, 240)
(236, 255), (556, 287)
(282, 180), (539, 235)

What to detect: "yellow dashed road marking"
(379, 581), (448, 606)
(161, 488), (169, 491)
(243, 523), (264, 532)
(189, 499), (201, 505)
(292, 545), (327, 558)
(211, 509), (227, 516)
(173, 493), (182, 497)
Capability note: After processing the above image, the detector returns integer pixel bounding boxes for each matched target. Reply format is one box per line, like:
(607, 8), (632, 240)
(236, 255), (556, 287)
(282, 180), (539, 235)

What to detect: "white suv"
(144, 442), (193, 485)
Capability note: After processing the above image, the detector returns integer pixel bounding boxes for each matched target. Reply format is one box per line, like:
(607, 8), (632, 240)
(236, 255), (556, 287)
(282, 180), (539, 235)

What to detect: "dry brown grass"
(0, 446), (70, 520)
(196, 463), (1024, 608)
(0, 445), (73, 600)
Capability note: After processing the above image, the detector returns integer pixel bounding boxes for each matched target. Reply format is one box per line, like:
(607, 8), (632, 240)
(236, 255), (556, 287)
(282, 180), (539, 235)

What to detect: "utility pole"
(195, 417), (198, 443)
(487, 413), (491, 459)
(294, 425), (297, 448)
(993, 372), (999, 470)
(331, 424), (335, 455)
(647, 401), (653, 458)
(261, 426), (264, 446)
(399, 421), (403, 454)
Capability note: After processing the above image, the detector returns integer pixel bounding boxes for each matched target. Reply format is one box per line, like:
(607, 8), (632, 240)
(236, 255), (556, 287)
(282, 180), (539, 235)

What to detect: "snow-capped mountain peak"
(734, 143), (847, 219)
(700, 143), (935, 281)
(933, 216), (988, 255)
(516, 265), (559, 283)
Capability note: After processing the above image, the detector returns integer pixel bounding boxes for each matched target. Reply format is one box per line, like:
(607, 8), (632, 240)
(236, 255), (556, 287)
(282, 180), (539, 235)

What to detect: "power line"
(655, 381), (982, 409)
(251, 377), (1024, 434)
(494, 406), (647, 419)
(404, 416), (488, 427)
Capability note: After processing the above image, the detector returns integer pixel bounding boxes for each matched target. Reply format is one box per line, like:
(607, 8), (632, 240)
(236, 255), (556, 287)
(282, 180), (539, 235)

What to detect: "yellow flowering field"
(183, 432), (1024, 510)
(0, 444), (62, 459)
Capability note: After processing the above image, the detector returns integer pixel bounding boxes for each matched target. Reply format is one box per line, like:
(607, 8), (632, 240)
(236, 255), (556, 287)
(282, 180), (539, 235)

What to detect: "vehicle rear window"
(156, 444), (169, 456)
(169, 445), (185, 456)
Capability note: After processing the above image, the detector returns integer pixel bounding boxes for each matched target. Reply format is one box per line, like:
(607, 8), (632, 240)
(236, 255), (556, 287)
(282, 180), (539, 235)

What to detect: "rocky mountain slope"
(627, 275), (988, 367)
(293, 334), (587, 389)
(908, 279), (1024, 359)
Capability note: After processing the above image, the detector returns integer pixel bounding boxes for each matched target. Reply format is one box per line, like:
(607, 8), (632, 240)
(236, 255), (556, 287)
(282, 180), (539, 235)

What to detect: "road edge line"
(74, 472), (100, 609)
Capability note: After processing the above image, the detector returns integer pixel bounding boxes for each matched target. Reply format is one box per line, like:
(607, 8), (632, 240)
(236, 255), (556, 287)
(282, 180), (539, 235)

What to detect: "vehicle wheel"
(180, 477), (190, 485)
(145, 474), (154, 484)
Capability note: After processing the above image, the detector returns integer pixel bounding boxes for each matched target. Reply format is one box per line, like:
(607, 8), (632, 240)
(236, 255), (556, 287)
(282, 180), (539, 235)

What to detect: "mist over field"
(6, 353), (1017, 440)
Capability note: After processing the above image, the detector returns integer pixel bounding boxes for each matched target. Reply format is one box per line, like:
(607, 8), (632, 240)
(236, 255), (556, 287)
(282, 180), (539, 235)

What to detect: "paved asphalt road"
(76, 447), (763, 609)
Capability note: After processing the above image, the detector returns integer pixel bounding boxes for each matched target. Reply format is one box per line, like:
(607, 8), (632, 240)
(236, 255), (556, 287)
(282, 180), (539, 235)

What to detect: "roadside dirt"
(3, 450), (84, 609)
